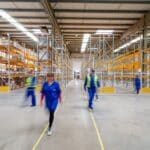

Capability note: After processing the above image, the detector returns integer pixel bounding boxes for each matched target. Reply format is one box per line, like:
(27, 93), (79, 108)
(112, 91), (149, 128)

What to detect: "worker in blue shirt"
(84, 69), (100, 110)
(40, 73), (62, 136)
(25, 71), (36, 106)
(134, 74), (141, 94)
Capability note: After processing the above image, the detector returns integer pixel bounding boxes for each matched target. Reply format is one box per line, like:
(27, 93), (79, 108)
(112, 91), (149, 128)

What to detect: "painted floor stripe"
(32, 124), (48, 150)
(32, 106), (60, 150)
(31, 88), (67, 150)
(90, 112), (105, 150)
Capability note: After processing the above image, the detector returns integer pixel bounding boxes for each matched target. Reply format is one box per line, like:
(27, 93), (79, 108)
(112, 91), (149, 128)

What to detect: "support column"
(7, 33), (10, 88)
(102, 35), (105, 87)
(112, 34), (116, 87)
(60, 36), (64, 83)
(51, 25), (55, 73)
(141, 15), (148, 88)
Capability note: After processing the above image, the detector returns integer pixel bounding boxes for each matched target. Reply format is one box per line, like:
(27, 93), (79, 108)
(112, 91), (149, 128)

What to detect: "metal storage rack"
(0, 38), (37, 89)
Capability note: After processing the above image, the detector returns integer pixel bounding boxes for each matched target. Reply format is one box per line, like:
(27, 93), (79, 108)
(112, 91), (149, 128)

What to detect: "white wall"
(71, 58), (82, 73)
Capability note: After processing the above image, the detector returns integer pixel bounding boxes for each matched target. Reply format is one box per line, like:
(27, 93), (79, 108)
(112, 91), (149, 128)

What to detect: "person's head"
(47, 73), (55, 82)
(28, 70), (33, 76)
(136, 74), (139, 78)
(90, 68), (95, 75)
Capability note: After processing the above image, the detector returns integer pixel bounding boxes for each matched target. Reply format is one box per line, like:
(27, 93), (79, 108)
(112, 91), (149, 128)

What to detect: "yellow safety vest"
(86, 74), (98, 88)
(26, 77), (35, 87)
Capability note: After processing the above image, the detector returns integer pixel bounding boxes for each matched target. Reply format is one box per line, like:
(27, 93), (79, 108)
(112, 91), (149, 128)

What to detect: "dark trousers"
(95, 88), (99, 99)
(49, 109), (55, 130)
(25, 88), (36, 106)
(136, 88), (140, 94)
(88, 88), (96, 108)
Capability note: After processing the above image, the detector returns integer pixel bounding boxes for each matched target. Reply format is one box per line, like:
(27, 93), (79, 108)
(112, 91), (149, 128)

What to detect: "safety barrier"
(0, 86), (10, 92)
(141, 88), (150, 93)
(99, 87), (115, 93)
(36, 85), (41, 92)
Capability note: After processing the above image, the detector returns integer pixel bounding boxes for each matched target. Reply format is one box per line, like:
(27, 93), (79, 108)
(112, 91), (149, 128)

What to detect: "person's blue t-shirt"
(135, 77), (141, 88)
(41, 81), (61, 110)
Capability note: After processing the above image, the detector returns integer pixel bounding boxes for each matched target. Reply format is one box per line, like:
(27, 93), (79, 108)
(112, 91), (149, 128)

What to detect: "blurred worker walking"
(40, 73), (62, 136)
(134, 74), (141, 94)
(84, 69), (100, 110)
(25, 71), (36, 106)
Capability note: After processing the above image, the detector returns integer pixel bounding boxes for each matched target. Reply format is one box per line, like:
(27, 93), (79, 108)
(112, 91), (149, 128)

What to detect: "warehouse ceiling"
(50, 0), (150, 53)
(0, 0), (150, 53)
(0, 0), (50, 48)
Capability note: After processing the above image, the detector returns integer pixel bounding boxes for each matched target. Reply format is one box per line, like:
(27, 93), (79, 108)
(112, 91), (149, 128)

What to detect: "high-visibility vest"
(26, 77), (35, 88)
(86, 74), (98, 88)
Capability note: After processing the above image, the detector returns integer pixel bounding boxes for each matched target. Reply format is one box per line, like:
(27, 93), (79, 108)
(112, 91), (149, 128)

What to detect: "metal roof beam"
(122, 12), (150, 38)
(50, 0), (150, 4)
(59, 23), (131, 26)
(0, 27), (51, 29)
(13, 16), (48, 19)
(0, 30), (32, 32)
(70, 53), (90, 58)
(54, 9), (147, 14)
(64, 36), (120, 40)
(0, 22), (51, 25)
(40, 0), (61, 36)
(0, 9), (45, 12)
(64, 35), (119, 37)
(11, 35), (51, 38)
(13, 38), (34, 40)
(62, 32), (123, 34)
(56, 17), (139, 21)
(0, 0), (40, 2)
(61, 28), (127, 30)
(11, 36), (30, 38)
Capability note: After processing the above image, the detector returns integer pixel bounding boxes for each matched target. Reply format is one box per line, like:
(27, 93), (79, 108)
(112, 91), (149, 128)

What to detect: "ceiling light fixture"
(95, 30), (114, 35)
(147, 33), (150, 36)
(81, 33), (90, 53)
(89, 48), (97, 50)
(114, 35), (143, 53)
(32, 29), (42, 35)
(0, 10), (38, 42)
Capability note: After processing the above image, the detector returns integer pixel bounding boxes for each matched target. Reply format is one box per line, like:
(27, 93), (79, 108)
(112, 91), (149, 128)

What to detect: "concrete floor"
(0, 80), (150, 150)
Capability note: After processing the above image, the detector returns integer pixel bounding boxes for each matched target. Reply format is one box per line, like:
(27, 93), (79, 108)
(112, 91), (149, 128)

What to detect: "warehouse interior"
(0, 0), (150, 150)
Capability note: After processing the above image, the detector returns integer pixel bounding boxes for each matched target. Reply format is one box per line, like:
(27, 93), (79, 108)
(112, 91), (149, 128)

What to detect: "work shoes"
(88, 106), (93, 111)
(47, 129), (52, 136)
(30, 105), (36, 107)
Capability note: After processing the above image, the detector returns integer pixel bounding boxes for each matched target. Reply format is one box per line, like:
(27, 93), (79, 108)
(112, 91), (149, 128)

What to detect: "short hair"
(28, 70), (33, 74)
(91, 69), (95, 73)
(47, 73), (54, 77)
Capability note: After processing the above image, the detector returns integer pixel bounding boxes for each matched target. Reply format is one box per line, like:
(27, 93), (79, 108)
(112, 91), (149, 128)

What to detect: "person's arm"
(58, 93), (62, 103)
(139, 78), (141, 88)
(40, 93), (45, 105)
(40, 82), (45, 106)
(84, 76), (87, 91)
(134, 78), (137, 87)
(97, 80), (100, 88)
(57, 83), (62, 104)
(33, 77), (36, 86)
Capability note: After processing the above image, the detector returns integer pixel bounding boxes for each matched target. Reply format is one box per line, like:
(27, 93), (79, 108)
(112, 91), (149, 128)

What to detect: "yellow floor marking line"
(32, 84), (67, 150)
(82, 82), (104, 150)
(32, 124), (48, 150)
(32, 106), (59, 150)
(90, 112), (105, 150)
